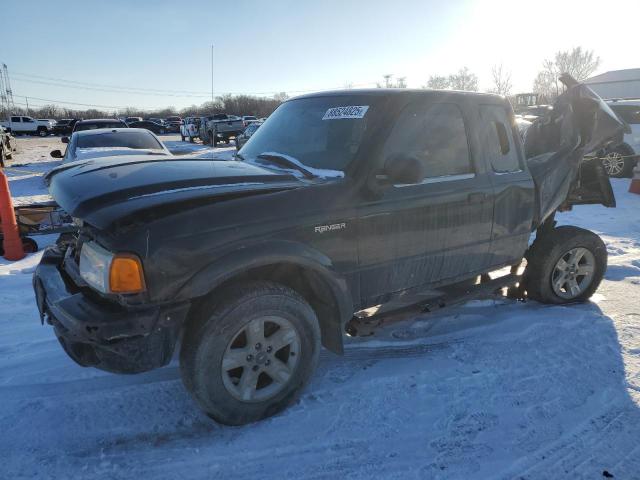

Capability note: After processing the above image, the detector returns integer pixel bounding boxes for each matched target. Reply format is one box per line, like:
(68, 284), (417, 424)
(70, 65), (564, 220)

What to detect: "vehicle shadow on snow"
(6, 298), (640, 478)
(605, 263), (640, 281)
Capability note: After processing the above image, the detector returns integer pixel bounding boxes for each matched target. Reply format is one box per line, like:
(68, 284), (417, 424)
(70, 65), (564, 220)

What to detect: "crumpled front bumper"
(33, 246), (190, 374)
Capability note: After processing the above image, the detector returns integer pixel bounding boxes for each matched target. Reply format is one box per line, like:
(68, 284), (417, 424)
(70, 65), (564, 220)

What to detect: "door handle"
(468, 192), (487, 203)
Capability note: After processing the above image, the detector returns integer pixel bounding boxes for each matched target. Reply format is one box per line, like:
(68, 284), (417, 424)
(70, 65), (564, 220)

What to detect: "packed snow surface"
(1, 136), (639, 479)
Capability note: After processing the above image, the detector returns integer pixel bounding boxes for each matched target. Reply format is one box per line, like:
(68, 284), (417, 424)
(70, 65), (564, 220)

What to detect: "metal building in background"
(584, 68), (640, 100)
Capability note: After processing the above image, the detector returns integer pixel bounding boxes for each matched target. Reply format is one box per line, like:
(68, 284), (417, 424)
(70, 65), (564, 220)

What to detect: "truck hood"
(48, 156), (303, 229)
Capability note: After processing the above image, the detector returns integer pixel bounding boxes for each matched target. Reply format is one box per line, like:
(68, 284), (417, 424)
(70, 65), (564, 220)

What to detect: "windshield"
(239, 95), (376, 172)
(76, 131), (163, 150)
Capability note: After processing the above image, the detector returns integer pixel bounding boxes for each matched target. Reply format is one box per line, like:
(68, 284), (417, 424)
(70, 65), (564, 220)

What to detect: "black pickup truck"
(33, 75), (625, 425)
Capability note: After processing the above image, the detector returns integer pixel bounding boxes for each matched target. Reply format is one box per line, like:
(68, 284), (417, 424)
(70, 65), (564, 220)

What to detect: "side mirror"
(50, 149), (63, 159)
(380, 153), (425, 185)
(61, 136), (69, 144)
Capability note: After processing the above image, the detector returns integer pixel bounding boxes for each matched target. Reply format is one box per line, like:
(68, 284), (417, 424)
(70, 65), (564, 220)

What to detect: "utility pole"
(211, 44), (216, 106)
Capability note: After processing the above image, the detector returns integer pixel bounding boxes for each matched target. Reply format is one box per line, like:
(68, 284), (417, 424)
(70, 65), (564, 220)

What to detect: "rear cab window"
(383, 102), (474, 180)
(479, 104), (521, 173)
(77, 131), (163, 150)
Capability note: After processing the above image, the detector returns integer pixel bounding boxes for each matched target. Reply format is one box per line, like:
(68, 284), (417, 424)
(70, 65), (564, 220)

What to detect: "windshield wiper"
(256, 153), (317, 179)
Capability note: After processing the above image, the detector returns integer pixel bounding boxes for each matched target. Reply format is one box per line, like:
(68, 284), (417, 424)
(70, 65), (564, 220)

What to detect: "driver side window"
(383, 102), (473, 179)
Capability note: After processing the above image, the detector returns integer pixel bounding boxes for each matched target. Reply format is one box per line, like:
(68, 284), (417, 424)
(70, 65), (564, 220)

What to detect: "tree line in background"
(395, 46), (600, 104)
(4, 47), (601, 121)
(4, 92), (288, 121)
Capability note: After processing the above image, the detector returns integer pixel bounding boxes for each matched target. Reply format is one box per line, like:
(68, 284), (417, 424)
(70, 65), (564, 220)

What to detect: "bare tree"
(489, 64), (512, 96)
(533, 47), (601, 100)
(448, 67), (478, 91)
(424, 75), (450, 90)
(376, 74), (407, 88)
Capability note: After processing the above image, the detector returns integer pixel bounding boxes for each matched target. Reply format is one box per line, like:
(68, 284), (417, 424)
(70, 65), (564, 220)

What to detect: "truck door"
(10, 116), (21, 132)
(357, 101), (494, 306)
(478, 104), (535, 266)
(21, 116), (36, 133)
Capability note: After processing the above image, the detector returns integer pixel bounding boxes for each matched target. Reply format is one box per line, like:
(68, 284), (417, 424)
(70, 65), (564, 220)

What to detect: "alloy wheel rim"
(602, 152), (624, 175)
(221, 315), (300, 402)
(551, 247), (596, 299)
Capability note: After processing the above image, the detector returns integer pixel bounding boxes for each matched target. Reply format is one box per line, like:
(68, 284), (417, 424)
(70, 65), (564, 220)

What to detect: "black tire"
(602, 145), (636, 178)
(180, 281), (321, 425)
(0, 146), (5, 168)
(523, 226), (607, 304)
(38, 128), (48, 137)
(181, 134), (185, 141)
(160, 128), (166, 135)
(189, 136), (194, 143)
(22, 237), (39, 253)
(209, 131), (217, 147)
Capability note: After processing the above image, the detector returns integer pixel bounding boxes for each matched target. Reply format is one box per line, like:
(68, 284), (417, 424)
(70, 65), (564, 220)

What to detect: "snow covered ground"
(1, 137), (639, 479)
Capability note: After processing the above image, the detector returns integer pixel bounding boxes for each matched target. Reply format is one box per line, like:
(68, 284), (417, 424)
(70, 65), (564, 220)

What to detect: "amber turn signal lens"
(109, 255), (146, 293)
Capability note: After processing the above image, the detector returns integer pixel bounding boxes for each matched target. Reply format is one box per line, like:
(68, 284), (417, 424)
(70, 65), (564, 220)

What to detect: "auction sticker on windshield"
(322, 106), (369, 120)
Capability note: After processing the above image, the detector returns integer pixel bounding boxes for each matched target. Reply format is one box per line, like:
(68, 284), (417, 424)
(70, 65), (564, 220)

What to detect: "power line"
(12, 71), (212, 95)
(11, 70), (379, 97)
(11, 77), (211, 98)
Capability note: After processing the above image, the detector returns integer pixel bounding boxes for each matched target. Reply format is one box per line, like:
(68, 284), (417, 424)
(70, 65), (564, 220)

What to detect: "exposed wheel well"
(190, 262), (347, 354)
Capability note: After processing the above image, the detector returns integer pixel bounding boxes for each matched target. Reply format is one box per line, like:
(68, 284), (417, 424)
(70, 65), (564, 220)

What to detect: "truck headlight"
(79, 241), (146, 294)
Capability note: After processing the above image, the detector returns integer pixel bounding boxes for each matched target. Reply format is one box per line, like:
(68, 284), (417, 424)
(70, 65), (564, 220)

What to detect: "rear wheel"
(602, 146), (635, 178)
(180, 281), (320, 425)
(523, 226), (607, 304)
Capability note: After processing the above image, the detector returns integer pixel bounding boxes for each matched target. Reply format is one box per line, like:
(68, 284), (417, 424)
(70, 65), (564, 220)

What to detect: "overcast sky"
(4, 0), (638, 111)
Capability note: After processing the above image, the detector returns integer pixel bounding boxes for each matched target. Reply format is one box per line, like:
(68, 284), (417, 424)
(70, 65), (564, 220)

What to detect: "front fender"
(176, 240), (354, 351)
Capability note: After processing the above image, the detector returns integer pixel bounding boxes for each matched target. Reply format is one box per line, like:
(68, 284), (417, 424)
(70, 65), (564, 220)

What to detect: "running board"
(347, 273), (521, 337)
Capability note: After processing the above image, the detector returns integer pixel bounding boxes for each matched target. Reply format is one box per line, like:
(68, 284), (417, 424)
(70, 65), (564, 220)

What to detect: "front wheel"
(523, 226), (607, 304)
(180, 281), (320, 425)
(210, 132), (217, 147)
(38, 128), (48, 137)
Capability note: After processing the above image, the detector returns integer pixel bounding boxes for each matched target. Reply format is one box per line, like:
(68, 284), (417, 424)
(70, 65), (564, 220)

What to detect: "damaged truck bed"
(34, 75), (626, 425)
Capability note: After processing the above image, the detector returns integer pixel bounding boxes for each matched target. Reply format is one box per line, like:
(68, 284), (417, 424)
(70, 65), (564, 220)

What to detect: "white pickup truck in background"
(0, 116), (55, 136)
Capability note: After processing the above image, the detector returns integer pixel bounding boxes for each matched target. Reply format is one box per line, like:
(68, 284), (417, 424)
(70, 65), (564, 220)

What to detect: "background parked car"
(601, 99), (640, 177)
(0, 115), (53, 136)
(164, 116), (182, 132)
(180, 117), (201, 142)
(72, 118), (128, 132)
(199, 113), (244, 146)
(146, 118), (166, 125)
(235, 121), (262, 150)
(241, 115), (258, 127)
(52, 119), (80, 136)
(49, 127), (171, 165)
(125, 116), (143, 125)
(128, 120), (168, 134)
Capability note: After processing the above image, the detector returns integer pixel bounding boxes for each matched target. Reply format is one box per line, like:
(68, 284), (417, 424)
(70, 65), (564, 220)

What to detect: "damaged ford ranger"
(33, 74), (626, 425)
